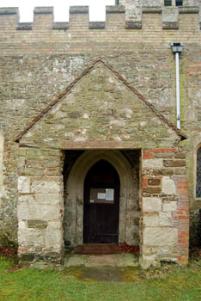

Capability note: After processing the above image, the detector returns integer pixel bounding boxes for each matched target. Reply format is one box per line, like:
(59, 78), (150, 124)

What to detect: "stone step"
(64, 254), (139, 268)
(74, 244), (122, 255)
(73, 244), (140, 255)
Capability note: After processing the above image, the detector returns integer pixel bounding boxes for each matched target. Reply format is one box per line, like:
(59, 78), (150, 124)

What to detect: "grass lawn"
(1, 256), (201, 301)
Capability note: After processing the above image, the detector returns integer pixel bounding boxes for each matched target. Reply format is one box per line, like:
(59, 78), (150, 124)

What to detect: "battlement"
(120, 0), (200, 6)
(0, 5), (200, 31)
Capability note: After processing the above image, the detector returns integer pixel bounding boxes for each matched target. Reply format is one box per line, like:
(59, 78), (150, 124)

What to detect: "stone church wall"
(0, 2), (200, 255)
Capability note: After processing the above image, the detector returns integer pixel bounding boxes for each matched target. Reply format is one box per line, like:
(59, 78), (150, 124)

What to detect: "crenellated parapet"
(0, 4), (201, 31)
(119, 0), (200, 6)
(120, 0), (201, 29)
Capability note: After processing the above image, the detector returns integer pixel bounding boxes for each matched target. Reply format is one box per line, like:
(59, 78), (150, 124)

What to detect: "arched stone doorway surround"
(64, 150), (140, 247)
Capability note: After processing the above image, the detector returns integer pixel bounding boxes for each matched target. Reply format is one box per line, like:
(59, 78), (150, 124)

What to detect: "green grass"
(1, 257), (201, 301)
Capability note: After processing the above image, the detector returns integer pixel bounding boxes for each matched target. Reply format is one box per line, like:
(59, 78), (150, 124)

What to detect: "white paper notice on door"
(97, 192), (106, 200)
(105, 188), (114, 201)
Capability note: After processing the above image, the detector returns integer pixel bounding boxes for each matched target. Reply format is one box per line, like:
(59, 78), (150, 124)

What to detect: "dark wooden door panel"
(84, 160), (120, 244)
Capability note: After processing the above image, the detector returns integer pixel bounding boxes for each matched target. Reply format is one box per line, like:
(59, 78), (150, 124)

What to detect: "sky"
(0, 0), (115, 21)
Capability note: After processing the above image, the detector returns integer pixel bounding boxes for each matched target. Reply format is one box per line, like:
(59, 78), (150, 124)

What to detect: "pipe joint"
(170, 42), (184, 54)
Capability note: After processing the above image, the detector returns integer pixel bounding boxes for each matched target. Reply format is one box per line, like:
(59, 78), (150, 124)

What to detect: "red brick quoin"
(142, 148), (189, 265)
(143, 148), (177, 160)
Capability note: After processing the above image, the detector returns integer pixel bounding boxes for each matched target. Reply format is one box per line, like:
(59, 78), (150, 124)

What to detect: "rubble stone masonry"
(0, 1), (199, 266)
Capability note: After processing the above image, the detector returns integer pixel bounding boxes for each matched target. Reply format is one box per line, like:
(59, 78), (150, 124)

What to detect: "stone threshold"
(64, 253), (139, 268)
(73, 243), (140, 255)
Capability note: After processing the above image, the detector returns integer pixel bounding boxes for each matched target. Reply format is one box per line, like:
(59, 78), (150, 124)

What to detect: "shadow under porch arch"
(63, 150), (140, 249)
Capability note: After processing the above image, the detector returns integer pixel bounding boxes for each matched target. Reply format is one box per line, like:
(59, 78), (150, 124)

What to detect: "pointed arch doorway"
(83, 160), (120, 244)
(64, 150), (140, 248)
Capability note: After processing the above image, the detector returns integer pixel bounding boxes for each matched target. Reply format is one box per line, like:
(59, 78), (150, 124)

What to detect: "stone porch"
(16, 60), (189, 268)
(17, 147), (189, 268)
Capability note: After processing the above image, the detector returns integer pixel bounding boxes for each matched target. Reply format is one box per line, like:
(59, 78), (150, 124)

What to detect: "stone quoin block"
(143, 227), (178, 246)
(143, 159), (163, 168)
(143, 197), (162, 212)
(163, 201), (178, 212)
(17, 202), (62, 221)
(18, 176), (31, 194)
(143, 214), (159, 227)
(162, 176), (176, 195)
(31, 180), (62, 194)
(159, 212), (172, 226)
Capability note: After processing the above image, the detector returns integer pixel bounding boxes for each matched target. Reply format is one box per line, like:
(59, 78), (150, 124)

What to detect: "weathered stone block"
(143, 159), (163, 168)
(162, 176), (176, 195)
(143, 227), (178, 246)
(27, 220), (48, 229)
(143, 197), (161, 212)
(174, 168), (186, 175)
(143, 214), (159, 226)
(162, 7), (178, 30)
(18, 194), (35, 204)
(143, 187), (161, 194)
(18, 220), (63, 256)
(45, 225), (63, 251)
(159, 212), (172, 226)
(175, 152), (186, 159)
(158, 245), (177, 259)
(18, 193), (63, 207)
(18, 227), (45, 247)
(142, 245), (158, 256)
(148, 178), (161, 186)
(33, 193), (62, 205)
(163, 160), (186, 167)
(163, 201), (177, 212)
(18, 203), (62, 221)
(31, 180), (61, 194)
(18, 176), (31, 193)
(140, 254), (159, 269)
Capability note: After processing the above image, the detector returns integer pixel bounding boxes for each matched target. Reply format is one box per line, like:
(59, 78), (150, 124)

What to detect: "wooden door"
(84, 160), (120, 244)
